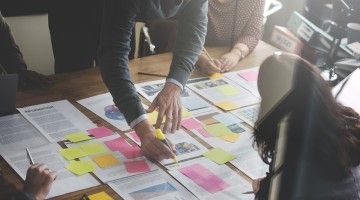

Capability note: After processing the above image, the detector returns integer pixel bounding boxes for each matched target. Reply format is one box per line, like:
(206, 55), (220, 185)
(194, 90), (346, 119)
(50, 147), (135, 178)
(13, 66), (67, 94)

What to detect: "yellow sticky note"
(220, 133), (240, 143)
(60, 147), (88, 160)
(182, 108), (192, 118)
(215, 101), (240, 111)
(209, 73), (223, 79)
(147, 111), (164, 125)
(88, 192), (114, 200)
(92, 153), (120, 168)
(203, 148), (236, 165)
(217, 85), (240, 96)
(80, 143), (108, 155)
(204, 123), (234, 137)
(65, 132), (92, 143)
(66, 160), (95, 176)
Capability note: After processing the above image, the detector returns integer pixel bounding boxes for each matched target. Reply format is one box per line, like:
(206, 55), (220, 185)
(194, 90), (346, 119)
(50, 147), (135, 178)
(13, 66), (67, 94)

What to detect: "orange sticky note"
(92, 153), (120, 168)
(88, 191), (114, 200)
(215, 101), (240, 111)
(220, 133), (240, 143)
(209, 73), (223, 79)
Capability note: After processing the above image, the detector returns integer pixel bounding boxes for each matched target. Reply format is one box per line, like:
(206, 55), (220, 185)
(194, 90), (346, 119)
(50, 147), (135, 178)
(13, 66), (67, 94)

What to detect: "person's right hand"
(23, 164), (57, 200)
(196, 54), (221, 75)
(134, 120), (175, 161)
(18, 69), (53, 90)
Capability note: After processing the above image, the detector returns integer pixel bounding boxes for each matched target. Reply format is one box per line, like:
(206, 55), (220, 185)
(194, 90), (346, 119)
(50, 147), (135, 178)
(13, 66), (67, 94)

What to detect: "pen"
(242, 191), (255, 194)
(138, 72), (167, 78)
(203, 48), (215, 63)
(155, 129), (179, 164)
(26, 147), (34, 165)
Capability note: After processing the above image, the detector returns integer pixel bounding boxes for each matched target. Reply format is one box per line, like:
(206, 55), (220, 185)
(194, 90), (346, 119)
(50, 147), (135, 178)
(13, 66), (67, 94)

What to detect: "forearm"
(168, 0), (208, 86)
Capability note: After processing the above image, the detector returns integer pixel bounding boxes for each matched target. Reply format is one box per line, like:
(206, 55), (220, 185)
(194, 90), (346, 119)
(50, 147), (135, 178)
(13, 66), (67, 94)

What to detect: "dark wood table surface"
(0, 41), (278, 200)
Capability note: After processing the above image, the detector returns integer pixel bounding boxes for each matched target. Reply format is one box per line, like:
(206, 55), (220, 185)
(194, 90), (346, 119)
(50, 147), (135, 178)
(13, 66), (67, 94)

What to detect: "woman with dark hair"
(252, 53), (360, 199)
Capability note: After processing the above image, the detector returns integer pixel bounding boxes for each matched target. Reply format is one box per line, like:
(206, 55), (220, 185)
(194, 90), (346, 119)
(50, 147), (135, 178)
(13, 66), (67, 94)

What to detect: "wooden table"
(0, 41), (278, 200)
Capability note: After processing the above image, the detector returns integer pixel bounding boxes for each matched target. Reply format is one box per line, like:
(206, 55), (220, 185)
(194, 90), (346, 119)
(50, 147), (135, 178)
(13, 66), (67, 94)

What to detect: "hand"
(134, 120), (175, 161)
(219, 50), (242, 72)
(18, 69), (53, 90)
(147, 82), (182, 133)
(196, 54), (221, 75)
(252, 179), (261, 193)
(23, 164), (57, 200)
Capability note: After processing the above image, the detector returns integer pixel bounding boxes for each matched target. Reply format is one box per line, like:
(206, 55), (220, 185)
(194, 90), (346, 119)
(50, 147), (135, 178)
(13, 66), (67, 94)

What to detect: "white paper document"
(126, 129), (208, 165)
(187, 77), (260, 110)
(167, 157), (254, 200)
(2, 143), (99, 198)
(78, 93), (130, 131)
(66, 135), (158, 183)
(231, 104), (260, 127)
(108, 169), (197, 200)
(224, 67), (260, 98)
(17, 100), (96, 142)
(0, 114), (50, 153)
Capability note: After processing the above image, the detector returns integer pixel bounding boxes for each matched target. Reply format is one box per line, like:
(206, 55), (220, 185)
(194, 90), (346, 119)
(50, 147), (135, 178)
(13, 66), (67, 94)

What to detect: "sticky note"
(65, 132), (92, 143)
(179, 163), (230, 193)
(181, 118), (203, 130)
(121, 145), (143, 159)
(238, 70), (258, 82)
(80, 143), (108, 155)
(182, 96), (208, 111)
(66, 160), (96, 176)
(105, 137), (131, 151)
(124, 160), (151, 173)
(129, 131), (141, 143)
(147, 111), (164, 125)
(220, 133), (240, 143)
(209, 73), (223, 79)
(92, 153), (120, 168)
(88, 192), (114, 200)
(87, 127), (113, 138)
(217, 85), (240, 96)
(204, 123), (234, 137)
(182, 108), (192, 118)
(60, 147), (88, 160)
(203, 148), (236, 164)
(213, 113), (241, 126)
(215, 101), (240, 111)
(194, 127), (211, 138)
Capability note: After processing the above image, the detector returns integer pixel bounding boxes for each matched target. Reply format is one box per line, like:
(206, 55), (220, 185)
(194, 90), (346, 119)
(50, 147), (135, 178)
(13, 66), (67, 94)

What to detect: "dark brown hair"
(254, 53), (360, 179)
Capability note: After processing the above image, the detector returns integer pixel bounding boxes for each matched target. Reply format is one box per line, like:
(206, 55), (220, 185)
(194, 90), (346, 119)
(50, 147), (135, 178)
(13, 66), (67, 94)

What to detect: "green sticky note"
(65, 132), (92, 143)
(217, 85), (240, 96)
(60, 147), (88, 160)
(66, 160), (96, 176)
(80, 143), (108, 155)
(205, 123), (234, 137)
(203, 148), (236, 164)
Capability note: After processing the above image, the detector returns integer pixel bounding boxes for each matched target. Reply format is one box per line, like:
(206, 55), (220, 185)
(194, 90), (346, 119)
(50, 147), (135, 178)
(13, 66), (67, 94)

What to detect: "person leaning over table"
(196, 0), (265, 75)
(98, 0), (207, 161)
(1, 164), (57, 200)
(0, 11), (52, 89)
(251, 53), (360, 199)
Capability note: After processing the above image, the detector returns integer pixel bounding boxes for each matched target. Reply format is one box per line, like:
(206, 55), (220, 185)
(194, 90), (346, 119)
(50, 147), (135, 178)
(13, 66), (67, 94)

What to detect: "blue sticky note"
(182, 96), (209, 111)
(213, 113), (242, 126)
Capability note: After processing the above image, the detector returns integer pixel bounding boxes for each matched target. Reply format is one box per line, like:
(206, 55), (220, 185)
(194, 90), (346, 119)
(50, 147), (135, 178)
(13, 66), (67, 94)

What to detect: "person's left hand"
(147, 82), (182, 133)
(219, 50), (242, 72)
(18, 69), (53, 90)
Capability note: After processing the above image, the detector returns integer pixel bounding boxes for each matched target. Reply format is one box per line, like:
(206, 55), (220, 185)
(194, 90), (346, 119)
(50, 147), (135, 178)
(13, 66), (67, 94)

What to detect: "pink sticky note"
(195, 128), (211, 138)
(129, 131), (141, 144)
(121, 145), (143, 159)
(124, 160), (150, 173)
(87, 126), (113, 138)
(181, 118), (203, 130)
(179, 163), (230, 194)
(104, 137), (131, 151)
(238, 70), (258, 82)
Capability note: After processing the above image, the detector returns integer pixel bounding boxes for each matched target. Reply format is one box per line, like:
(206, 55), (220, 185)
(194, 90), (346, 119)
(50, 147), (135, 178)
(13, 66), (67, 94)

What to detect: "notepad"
(66, 160), (96, 176)
(87, 127), (113, 139)
(220, 133), (240, 143)
(65, 132), (92, 143)
(215, 101), (240, 111)
(92, 153), (120, 168)
(204, 123), (234, 137)
(203, 148), (236, 164)
(217, 85), (240, 96)
(181, 118), (203, 130)
(104, 137), (130, 152)
(88, 191), (114, 200)
(179, 163), (230, 193)
(80, 143), (108, 155)
(238, 70), (258, 82)
(124, 160), (151, 173)
(60, 147), (88, 160)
